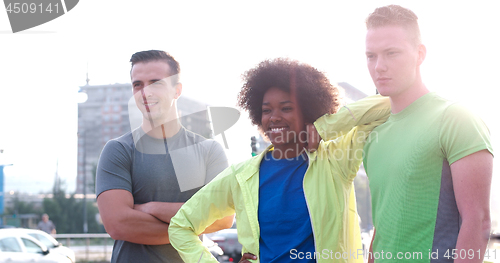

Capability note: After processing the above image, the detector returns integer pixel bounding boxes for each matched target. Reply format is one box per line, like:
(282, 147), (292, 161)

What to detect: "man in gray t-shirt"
(96, 50), (232, 263)
(37, 214), (56, 234)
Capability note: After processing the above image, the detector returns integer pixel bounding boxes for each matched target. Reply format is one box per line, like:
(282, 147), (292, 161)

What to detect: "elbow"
(462, 210), (491, 240)
(481, 215), (491, 240)
(477, 209), (491, 240)
(102, 220), (128, 240)
(104, 225), (124, 240)
(168, 217), (182, 236)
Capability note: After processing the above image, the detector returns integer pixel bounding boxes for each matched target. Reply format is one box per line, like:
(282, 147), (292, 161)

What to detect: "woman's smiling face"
(261, 87), (306, 157)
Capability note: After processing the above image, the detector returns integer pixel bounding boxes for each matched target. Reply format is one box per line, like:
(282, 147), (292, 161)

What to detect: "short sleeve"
(95, 140), (133, 198)
(439, 103), (493, 165)
(204, 140), (229, 184)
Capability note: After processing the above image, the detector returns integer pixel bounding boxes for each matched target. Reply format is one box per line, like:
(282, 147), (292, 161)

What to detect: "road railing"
(53, 233), (113, 262)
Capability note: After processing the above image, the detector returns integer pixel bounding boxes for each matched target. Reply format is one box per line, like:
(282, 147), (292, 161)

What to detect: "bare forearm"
(455, 218), (491, 263)
(97, 190), (172, 245)
(134, 202), (184, 223)
(104, 208), (171, 245)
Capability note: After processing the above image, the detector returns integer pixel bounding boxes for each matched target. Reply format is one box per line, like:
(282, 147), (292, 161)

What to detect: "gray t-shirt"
(96, 127), (228, 263)
(37, 220), (55, 234)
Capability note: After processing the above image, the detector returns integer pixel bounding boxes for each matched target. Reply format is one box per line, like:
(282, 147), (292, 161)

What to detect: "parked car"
(206, 229), (241, 262)
(12, 228), (76, 263)
(0, 229), (72, 263)
(203, 235), (225, 261)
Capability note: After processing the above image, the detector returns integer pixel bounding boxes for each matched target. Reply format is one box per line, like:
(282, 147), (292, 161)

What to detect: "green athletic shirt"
(363, 92), (493, 263)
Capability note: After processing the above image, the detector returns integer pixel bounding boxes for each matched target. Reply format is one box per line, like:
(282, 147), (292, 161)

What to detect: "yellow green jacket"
(169, 95), (391, 263)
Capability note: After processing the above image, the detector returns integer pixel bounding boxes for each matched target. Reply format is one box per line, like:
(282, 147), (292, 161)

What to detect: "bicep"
(97, 189), (134, 225)
(450, 150), (493, 220)
(96, 141), (133, 195)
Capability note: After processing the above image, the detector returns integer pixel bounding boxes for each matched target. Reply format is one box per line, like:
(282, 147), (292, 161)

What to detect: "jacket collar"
(236, 145), (273, 182)
(236, 144), (319, 182)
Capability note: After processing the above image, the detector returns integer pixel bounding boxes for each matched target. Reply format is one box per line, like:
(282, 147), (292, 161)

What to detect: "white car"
(0, 229), (72, 263)
(13, 228), (76, 263)
(203, 234), (225, 261)
(206, 229), (241, 262)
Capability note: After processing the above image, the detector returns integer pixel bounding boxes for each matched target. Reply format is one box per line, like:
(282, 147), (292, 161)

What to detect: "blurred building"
(77, 83), (211, 194)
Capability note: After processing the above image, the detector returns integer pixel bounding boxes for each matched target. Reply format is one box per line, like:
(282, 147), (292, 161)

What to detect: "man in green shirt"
(363, 5), (493, 263)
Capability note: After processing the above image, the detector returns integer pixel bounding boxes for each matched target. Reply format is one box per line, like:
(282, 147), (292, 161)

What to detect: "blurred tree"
(42, 176), (103, 233)
(6, 193), (41, 215)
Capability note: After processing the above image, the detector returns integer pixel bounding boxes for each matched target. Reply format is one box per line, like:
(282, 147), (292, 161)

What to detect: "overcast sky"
(0, 0), (498, 227)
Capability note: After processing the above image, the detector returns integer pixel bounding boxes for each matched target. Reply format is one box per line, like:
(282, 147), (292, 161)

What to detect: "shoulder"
(419, 94), (485, 128)
(434, 95), (492, 161)
(442, 102), (479, 120)
(212, 156), (256, 182)
(104, 131), (135, 149)
(427, 93), (472, 117)
(99, 131), (136, 160)
(233, 155), (258, 171)
(429, 94), (490, 136)
(431, 94), (487, 128)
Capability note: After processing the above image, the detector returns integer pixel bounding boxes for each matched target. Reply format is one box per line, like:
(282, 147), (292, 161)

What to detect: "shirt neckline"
(390, 92), (436, 122)
(137, 126), (185, 143)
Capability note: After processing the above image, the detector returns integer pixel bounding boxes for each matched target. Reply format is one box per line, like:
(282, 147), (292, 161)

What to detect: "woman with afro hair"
(169, 58), (390, 263)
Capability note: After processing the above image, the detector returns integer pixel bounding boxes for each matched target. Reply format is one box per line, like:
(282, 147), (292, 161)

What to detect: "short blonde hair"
(366, 5), (422, 46)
